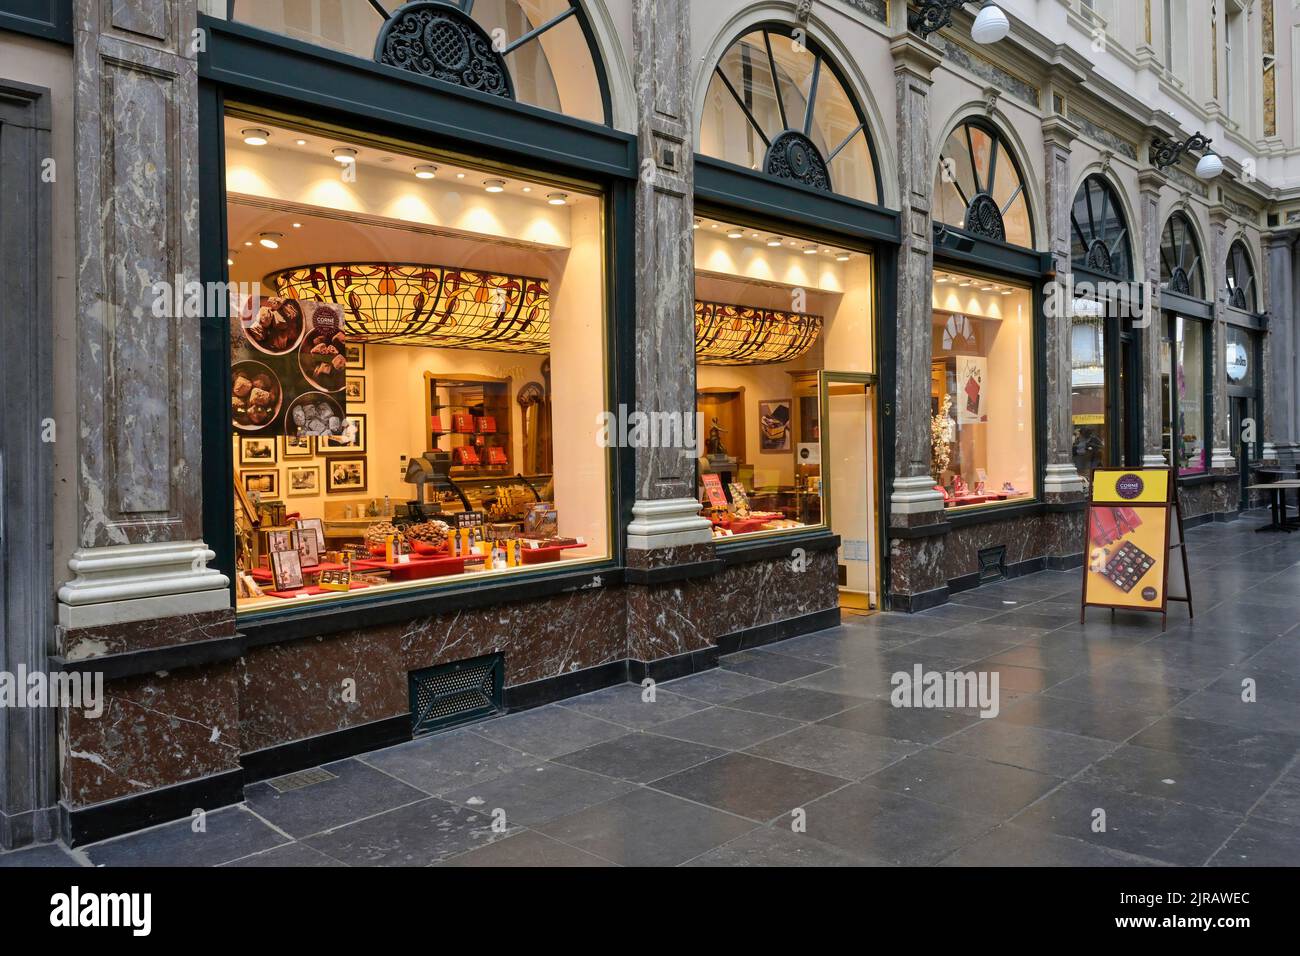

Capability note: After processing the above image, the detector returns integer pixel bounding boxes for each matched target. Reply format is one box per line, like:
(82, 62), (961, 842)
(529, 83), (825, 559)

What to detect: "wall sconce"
(1150, 132), (1223, 180)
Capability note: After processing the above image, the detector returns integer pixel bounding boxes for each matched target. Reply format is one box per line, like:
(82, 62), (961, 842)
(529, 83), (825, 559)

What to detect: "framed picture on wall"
(758, 400), (792, 453)
(345, 376), (366, 402)
(344, 343), (365, 369)
(239, 435), (277, 465)
(320, 413), (366, 454)
(286, 465), (321, 497)
(241, 469), (279, 498)
(283, 434), (313, 459)
(326, 457), (367, 494)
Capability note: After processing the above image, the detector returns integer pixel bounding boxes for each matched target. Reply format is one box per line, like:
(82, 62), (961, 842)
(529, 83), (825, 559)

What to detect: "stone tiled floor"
(6, 513), (1300, 867)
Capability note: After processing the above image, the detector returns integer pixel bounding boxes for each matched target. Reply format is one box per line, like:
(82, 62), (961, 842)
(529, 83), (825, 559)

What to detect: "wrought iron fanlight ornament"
(765, 130), (832, 191)
(1225, 240), (1257, 312)
(375, 1), (513, 98)
(1070, 175), (1133, 279)
(933, 119), (1032, 247)
(695, 300), (824, 366)
(1159, 212), (1206, 299)
(270, 263), (550, 352)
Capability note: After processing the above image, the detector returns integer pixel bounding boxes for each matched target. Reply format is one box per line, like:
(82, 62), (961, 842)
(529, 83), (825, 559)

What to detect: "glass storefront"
(225, 115), (610, 612)
(930, 269), (1035, 508)
(1160, 314), (1209, 476)
(692, 215), (874, 544)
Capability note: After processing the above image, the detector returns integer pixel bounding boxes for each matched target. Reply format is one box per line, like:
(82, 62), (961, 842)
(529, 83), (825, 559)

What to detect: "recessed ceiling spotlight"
(547, 192), (569, 205)
(331, 147), (357, 164)
(936, 274), (949, 283)
(837, 253), (851, 262)
(767, 236), (783, 247)
(243, 241), (253, 247)
(1000, 289), (1014, 295)
(413, 164), (438, 179)
(291, 222), (302, 229)
(693, 219), (701, 230)
(241, 128), (270, 146)
(455, 172), (465, 179)
(295, 138), (307, 146)
(727, 227), (744, 239)
(522, 186), (532, 193)
(803, 245), (818, 255)
(484, 179), (506, 193)
(958, 280), (973, 287)
(258, 232), (283, 249)
(751, 232), (760, 239)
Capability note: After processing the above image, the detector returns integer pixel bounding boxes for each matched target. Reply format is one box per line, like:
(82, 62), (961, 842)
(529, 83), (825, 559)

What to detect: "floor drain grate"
(266, 766), (337, 793)
(410, 653), (504, 736)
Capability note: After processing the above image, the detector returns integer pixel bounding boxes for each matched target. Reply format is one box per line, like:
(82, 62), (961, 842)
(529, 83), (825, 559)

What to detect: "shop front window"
(225, 0), (608, 124)
(693, 216), (873, 540)
(698, 28), (880, 204)
(225, 115), (610, 612)
(1161, 315), (1208, 475)
(930, 269), (1035, 508)
(1069, 306), (1106, 477)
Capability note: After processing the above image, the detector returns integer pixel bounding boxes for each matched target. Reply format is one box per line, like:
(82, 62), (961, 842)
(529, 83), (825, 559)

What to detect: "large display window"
(930, 269), (1035, 508)
(692, 215), (874, 544)
(225, 115), (610, 612)
(1160, 314), (1209, 476)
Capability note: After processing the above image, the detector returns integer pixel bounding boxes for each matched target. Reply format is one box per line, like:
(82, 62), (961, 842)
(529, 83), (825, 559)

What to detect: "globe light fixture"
(908, 0), (1010, 44)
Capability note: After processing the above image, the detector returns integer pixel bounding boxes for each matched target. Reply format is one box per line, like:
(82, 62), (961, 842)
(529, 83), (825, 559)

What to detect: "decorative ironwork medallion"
(764, 130), (832, 192)
(376, 1), (514, 100)
(1169, 266), (1191, 295)
(1085, 239), (1114, 274)
(964, 193), (1006, 242)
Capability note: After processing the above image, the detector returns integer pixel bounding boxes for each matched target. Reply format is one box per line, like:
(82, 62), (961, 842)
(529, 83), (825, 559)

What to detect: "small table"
(1247, 480), (1300, 532)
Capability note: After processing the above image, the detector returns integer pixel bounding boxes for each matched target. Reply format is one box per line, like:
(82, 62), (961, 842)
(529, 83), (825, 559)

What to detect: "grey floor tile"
(792, 663), (917, 700)
(222, 842), (345, 867)
(0, 843), (85, 868)
(442, 762), (634, 827)
(360, 727), (538, 796)
(471, 705), (626, 758)
(984, 641), (1130, 672)
(538, 788), (755, 867)
(865, 748), (1061, 819)
(557, 683), (711, 729)
(1078, 744), (1279, 815)
(1128, 715), (1300, 772)
(659, 668), (778, 704)
(937, 721), (1118, 777)
(652, 752), (848, 823)
(940, 824), (1165, 867)
(653, 705), (802, 751)
(304, 797), (514, 865)
(243, 758), (428, 838)
(1012, 780), (1242, 866)
(1251, 768), (1300, 827)
(718, 649), (831, 683)
(1171, 688), (1300, 734)
(746, 723), (919, 780)
(1208, 819), (1300, 866)
(819, 697), (981, 744)
(1203, 667), (1300, 705)
(903, 632), (1029, 663)
(684, 826), (878, 867)
(554, 732), (723, 783)
(728, 684), (863, 721)
(801, 782), (999, 865)
(84, 806), (288, 867)
(1042, 673), (1197, 709)
(997, 694), (1164, 742)
(439, 829), (614, 867)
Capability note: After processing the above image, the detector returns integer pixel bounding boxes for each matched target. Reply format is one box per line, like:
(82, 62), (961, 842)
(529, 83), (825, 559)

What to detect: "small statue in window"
(706, 417), (728, 458)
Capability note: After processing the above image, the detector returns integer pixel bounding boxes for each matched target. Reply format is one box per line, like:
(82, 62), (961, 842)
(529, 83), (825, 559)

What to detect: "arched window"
(230, 0), (610, 125)
(1159, 211), (1206, 298)
(699, 26), (880, 204)
(1070, 175), (1132, 279)
(933, 119), (1033, 248)
(1225, 240), (1257, 312)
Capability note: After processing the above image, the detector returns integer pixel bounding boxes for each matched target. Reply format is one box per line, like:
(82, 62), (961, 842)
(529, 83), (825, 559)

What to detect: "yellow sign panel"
(1090, 468), (1169, 504)
(1083, 504), (1167, 610)
(1072, 413), (1104, 425)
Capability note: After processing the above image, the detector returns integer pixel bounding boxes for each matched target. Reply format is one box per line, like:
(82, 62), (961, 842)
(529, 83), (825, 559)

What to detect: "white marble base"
(1142, 453), (1170, 468)
(1210, 446), (1237, 471)
(625, 497), (713, 550)
(57, 541), (230, 629)
(1043, 462), (1085, 494)
(889, 474), (945, 515)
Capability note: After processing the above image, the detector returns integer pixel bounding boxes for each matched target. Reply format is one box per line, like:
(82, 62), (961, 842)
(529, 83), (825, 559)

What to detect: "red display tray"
(519, 543), (585, 564)
(263, 582), (373, 599)
(353, 554), (469, 580)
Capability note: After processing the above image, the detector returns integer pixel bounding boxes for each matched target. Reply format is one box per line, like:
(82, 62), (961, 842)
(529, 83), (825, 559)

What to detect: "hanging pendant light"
(971, 3), (1010, 43)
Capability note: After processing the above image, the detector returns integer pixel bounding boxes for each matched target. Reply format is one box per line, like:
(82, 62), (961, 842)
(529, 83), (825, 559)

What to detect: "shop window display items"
(225, 116), (610, 612)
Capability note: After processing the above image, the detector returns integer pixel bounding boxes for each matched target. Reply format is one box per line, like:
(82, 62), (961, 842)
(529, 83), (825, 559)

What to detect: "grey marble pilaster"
(625, 0), (711, 548)
(63, 1), (229, 625)
(1137, 169), (1166, 464)
(1041, 114), (1083, 492)
(1207, 206), (1235, 470)
(1263, 230), (1298, 454)
(888, 33), (945, 515)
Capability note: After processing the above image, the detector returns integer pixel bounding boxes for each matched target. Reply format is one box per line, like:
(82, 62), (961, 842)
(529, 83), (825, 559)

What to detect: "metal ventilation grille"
(409, 654), (504, 736)
(978, 545), (1008, 583)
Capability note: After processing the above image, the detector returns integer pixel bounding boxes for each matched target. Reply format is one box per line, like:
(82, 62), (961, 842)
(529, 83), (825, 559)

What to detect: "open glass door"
(820, 372), (880, 614)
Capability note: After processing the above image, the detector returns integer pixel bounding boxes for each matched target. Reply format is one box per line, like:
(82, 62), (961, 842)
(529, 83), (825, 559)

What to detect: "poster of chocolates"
(232, 295), (348, 438)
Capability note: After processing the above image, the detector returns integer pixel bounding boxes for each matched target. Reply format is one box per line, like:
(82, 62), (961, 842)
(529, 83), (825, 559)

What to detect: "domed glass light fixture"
(908, 0), (1010, 44)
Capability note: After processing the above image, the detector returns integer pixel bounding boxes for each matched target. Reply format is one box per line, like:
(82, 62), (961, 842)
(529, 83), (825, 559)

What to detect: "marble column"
(1263, 229), (1298, 465)
(888, 33), (945, 521)
(1041, 113), (1085, 494)
(1207, 206), (1236, 473)
(1137, 169), (1168, 466)
(59, 0), (228, 628)
(625, 0), (712, 552)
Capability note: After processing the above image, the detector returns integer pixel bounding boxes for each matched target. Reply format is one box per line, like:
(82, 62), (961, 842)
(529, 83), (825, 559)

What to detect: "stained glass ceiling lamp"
(270, 263), (550, 353)
(695, 300), (824, 366)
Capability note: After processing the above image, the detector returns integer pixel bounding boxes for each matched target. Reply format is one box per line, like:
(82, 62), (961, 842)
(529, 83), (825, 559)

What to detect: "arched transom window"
(1070, 175), (1132, 279)
(699, 26), (880, 204)
(229, 0), (609, 125)
(1159, 212), (1206, 299)
(1225, 240), (1257, 312)
(933, 119), (1033, 248)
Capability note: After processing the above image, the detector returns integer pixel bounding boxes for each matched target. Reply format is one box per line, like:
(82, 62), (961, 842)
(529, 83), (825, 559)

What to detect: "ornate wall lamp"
(1150, 132), (1225, 180)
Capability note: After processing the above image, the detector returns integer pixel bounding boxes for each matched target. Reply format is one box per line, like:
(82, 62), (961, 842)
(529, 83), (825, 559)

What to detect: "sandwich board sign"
(1080, 468), (1192, 631)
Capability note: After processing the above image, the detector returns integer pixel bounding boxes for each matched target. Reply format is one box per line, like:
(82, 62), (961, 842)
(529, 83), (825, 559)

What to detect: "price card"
(702, 473), (728, 510)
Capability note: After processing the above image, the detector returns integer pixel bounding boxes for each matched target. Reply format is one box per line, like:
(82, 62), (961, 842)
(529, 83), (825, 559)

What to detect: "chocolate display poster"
(956, 355), (987, 424)
(231, 295), (348, 438)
